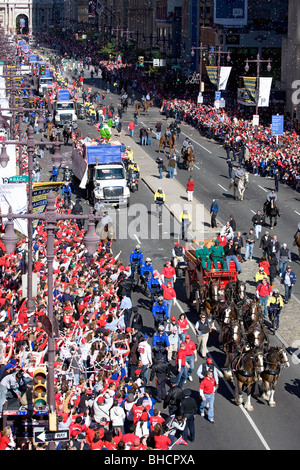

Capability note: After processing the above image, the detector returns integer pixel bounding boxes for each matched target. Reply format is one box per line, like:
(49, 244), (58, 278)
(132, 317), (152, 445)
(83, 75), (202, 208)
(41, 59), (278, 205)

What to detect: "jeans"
(141, 136), (147, 145)
(254, 224), (262, 240)
(40, 149), (44, 159)
(169, 167), (175, 178)
(284, 284), (293, 302)
(129, 129), (134, 137)
(226, 255), (241, 272)
(164, 298), (173, 317)
(148, 137), (152, 146)
(200, 392), (215, 421)
(159, 167), (163, 179)
(245, 243), (254, 260)
(177, 365), (187, 388)
(280, 261), (288, 275)
(183, 414), (195, 442)
(259, 296), (269, 318)
(156, 132), (161, 140)
(186, 355), (195, 378)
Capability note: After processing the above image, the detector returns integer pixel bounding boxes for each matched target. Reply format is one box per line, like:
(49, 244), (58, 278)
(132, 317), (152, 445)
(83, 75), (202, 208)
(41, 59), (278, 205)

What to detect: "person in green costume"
(210, 239), (226, 271)
(195, 242), (211, 271)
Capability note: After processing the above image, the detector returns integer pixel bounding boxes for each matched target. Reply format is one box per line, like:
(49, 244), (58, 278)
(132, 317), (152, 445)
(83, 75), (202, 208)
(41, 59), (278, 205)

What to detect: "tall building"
(281, 0), (300, 119)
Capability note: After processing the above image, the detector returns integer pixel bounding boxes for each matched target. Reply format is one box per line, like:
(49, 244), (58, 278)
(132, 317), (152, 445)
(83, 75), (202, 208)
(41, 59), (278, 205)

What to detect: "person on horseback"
(293, 222), (300, 240)
(265, 189), (281, 217)
(267, 288), (284, 331)
(234, 165), (244, 183)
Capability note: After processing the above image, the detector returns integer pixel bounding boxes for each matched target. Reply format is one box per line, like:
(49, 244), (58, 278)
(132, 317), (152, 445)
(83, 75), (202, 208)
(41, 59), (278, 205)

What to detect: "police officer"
(152, 324), (170, 363)
(148, 271), (163, 304)
(62, 182), (72, 207)
(140, 258), (154, 293)
(152, 295), (169, 330)
(71, 198), (84, 230)
(267, 288), (284, 332)
(163, 376), (184, 415)
(130, 244), (143, 279)
(149, 353), (170, 402)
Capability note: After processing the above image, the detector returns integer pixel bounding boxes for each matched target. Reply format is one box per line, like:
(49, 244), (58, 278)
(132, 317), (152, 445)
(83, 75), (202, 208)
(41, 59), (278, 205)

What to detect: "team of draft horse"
(196, 277), (290, 411)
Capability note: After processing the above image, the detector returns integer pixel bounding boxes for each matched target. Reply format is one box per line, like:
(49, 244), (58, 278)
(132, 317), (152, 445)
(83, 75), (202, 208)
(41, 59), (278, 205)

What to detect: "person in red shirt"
(149, 408), (165, 431)
(161, 261), (176, 286)
(177, 312), (189, 344)
(0, 426), (15, 450)
(186, 176), (195, 202)
(199, 369), (216, 423)
(176, 342), (189, 388)
(162, 281), (176, 317)
(153, 423), (171, 450)
(184, 335), (197, 382)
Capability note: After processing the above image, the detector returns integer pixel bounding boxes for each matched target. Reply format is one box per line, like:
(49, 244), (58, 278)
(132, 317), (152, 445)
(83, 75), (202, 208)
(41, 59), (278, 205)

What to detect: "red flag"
(173, 436), (188, 446)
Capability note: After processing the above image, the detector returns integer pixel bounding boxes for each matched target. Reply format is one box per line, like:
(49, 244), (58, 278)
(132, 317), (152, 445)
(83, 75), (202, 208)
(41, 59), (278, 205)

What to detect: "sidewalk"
(118, 129), (300, 351)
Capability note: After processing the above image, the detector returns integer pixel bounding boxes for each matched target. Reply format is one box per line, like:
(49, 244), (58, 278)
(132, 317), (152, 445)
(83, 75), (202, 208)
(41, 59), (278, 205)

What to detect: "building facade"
(0, 0), (63, 35)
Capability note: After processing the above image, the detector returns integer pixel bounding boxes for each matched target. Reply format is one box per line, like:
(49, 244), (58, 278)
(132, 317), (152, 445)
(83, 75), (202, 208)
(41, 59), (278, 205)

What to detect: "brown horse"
(158, 133), (176, 154)
(223, 320), (245, 368)
(135, 99), (153, 116)
(230, 348), (264, 411)
(246, 321), (269, 350)
(259, 346), (289, 407)
(182, 147), (194, 171)
(144, 99), (153, 116)
(241, 300), (263, 332)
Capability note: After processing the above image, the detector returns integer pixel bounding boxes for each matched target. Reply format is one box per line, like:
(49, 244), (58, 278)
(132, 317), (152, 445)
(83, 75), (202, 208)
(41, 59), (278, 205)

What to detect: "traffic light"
(32, 367), (47, 410)
(138, 56), (144, 67)
(40, 64), (45, 75)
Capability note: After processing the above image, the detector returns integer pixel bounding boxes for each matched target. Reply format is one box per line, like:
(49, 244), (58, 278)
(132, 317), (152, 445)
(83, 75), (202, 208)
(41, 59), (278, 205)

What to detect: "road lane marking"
(134, 234), (141, 244)
(218, 184), (228, 192)
(181, 132), (212, 154)
(258, 185), (268, 193)
(295, 211), (300, 216)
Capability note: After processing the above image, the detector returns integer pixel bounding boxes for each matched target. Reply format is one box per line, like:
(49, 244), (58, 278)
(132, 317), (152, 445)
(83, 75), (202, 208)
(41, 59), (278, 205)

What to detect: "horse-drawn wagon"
(184, 242), (238, 314)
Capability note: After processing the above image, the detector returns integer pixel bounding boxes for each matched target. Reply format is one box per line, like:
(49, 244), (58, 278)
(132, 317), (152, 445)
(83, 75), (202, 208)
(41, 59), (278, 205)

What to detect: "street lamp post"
(245, 53), (272, 115)
(191, 42), (207, 99)
(0, 125), (63, 317)
(208, 45), (231, 91)
(1, 191), (100, 449)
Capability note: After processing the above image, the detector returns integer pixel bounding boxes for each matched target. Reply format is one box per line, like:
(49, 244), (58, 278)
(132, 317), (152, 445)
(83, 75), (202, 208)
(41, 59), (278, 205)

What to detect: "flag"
(170, 436), (188, 448)
(206, 66), (218, 87)
(242, 76), (256, 103)
(258, 77), (272, 108)
(219, 66), (232, 91)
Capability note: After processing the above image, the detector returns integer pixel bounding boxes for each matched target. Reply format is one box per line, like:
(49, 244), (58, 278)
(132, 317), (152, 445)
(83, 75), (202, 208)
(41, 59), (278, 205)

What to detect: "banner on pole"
(242, 76), (257, 102)
(206, 66), (218, 87)
(219, 66), (232, 91)
(258, 77), (272, 108)
(32, 183), (63, 227)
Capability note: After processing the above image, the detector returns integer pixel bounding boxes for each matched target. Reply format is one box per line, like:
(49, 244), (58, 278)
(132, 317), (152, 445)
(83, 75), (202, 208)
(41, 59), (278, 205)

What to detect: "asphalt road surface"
(73, 85), (299, 450)
(40, 67), (300, 450)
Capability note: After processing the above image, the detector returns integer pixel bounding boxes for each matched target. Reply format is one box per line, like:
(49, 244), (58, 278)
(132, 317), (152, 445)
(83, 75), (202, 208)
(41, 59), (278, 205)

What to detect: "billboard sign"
(214, 0), (248, 26)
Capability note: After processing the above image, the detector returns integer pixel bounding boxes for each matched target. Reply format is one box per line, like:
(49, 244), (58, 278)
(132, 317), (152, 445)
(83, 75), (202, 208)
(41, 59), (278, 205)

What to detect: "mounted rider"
(234, 165), (244, 184)
(265, 189), (281, 216)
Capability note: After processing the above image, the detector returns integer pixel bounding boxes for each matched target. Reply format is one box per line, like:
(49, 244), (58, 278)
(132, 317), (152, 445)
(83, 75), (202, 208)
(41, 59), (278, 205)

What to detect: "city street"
(36, 71), (300, 450)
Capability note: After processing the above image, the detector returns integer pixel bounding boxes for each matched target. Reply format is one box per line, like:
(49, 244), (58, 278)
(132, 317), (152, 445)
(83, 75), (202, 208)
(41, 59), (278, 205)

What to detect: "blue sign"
(30, 54), (38, 63)
(215, 91), (221, 101)
(272, 115), (284, 136)
(214, 0), (248, 26)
